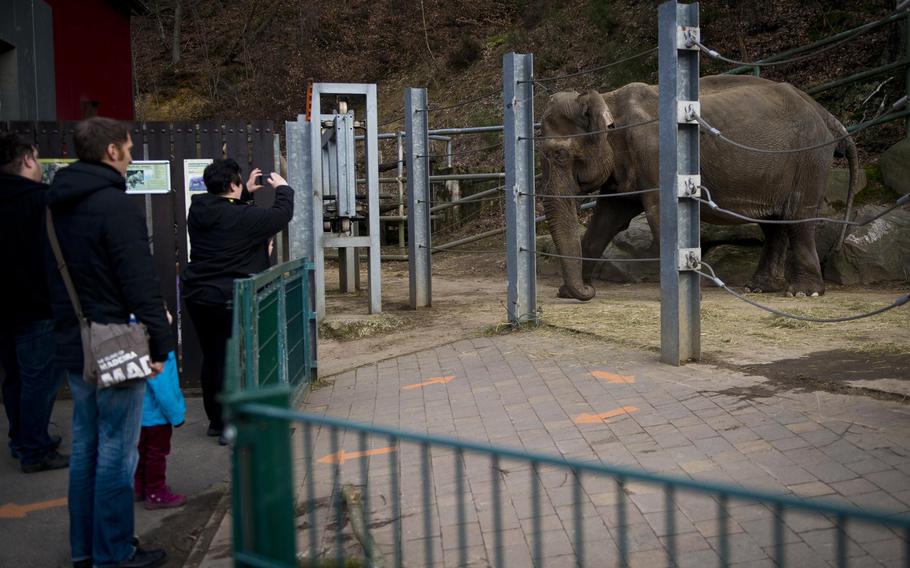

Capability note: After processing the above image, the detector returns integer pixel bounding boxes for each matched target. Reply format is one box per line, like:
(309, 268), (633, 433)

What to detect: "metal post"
(503, 52), (537, 325)
(405, 87), (432, 308)
(396, 131), (406, 249)
(364, 84), (382, 315)
(658, 0), (701, 365)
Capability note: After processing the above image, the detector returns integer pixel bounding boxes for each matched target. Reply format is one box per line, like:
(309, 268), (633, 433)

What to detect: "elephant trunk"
(542, 169), (595, 301)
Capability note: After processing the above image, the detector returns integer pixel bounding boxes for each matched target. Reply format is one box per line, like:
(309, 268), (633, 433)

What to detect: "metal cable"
(695, 187), (910, 226)
(417, 142), (504, 160)
(526, 118), (658, 141)
(427, 247), (503, 254)
(525, 248), (659, 263)
(522, 188), (659, 199)
(378, 115), (405, 128)
(696, 263), (910, 323)
(527, 47), (658, 84)
(692, 107), (907, 154)
(692, 37), (861, 68)
(418, 194), (505, 206)
(424, 89), (502, 113)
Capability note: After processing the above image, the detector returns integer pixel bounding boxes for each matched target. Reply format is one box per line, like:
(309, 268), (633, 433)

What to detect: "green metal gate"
(225, 257), (317, 398)
(227, 391), (910, 568)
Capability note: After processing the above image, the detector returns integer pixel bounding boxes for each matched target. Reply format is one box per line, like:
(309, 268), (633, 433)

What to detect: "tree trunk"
(171, 0), (182, 65)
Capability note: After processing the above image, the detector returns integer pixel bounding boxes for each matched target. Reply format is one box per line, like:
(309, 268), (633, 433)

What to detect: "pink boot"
(144, 487), (187, 510)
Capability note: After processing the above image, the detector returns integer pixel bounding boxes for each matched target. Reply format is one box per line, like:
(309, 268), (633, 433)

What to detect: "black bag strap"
(46, 208), (86, 322)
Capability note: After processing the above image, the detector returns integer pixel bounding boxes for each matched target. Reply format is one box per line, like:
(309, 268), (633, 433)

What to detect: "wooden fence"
(2, 120), (281, 390)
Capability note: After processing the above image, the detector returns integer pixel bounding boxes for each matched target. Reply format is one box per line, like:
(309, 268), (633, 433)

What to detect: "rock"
(702, 244), (763, 287)
(611, 214), (655, 255)
(825, 167), (867, 207)
(823, 206), (910, 285)
(880, 139), (910, 196)
(701, 222), (764, 246)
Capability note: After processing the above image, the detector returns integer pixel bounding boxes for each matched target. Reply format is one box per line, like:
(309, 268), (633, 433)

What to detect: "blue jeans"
(68, 371), (145, 566)
(0, 319), (65, 464)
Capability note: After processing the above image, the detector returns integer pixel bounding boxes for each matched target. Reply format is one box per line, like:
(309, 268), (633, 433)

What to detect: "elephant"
(538, 75), (858, 301)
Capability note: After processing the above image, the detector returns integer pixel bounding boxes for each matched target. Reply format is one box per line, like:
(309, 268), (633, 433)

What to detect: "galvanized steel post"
(658, 1), (701, 365)
(406, 87), (432, 308)
(503, 52), (538, 326)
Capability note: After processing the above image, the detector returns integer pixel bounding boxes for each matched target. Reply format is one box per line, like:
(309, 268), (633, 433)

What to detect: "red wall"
(46, 0), (134, 120)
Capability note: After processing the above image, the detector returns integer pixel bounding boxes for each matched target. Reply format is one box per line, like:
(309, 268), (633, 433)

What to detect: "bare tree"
(171, 0), (182, 65)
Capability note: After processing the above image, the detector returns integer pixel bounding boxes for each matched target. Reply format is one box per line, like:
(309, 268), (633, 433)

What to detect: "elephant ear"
(571, 91), (614, 132)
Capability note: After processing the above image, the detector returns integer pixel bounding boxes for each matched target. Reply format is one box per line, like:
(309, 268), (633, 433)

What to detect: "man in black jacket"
(0, 132), (68, 473)
(181, 159), (293, 443)
(46, 117), (171, 568)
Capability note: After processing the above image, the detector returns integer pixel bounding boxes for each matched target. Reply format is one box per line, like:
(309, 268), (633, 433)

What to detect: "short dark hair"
(203, 158), (243, 195)
(0, 131), (37, 175)
(73, 117), (130, 162)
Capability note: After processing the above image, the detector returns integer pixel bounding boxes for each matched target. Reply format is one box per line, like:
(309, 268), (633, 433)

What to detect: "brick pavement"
(293, 330), (910, 567)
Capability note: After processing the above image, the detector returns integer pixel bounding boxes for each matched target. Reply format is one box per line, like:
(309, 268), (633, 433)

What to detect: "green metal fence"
(227, 389), (910, 568)
(225, 257), (317, 398)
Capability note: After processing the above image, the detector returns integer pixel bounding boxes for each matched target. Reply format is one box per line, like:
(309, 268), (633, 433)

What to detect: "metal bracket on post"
(503, 52), (537, 326)
(659, 0), (701, 365)
(405, 87), (432, 309)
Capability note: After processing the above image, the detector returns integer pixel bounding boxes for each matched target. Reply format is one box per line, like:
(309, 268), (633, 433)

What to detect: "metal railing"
(224, 257), (318, 400)
(228, 388), (910, 567)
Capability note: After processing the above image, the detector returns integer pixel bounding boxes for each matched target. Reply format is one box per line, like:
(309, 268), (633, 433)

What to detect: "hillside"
(132, 0), (907, 198)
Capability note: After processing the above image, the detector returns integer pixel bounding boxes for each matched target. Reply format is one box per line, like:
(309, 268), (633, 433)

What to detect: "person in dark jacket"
(46, 117), (172, 568)
(0, 131), (68, 473)
(181, 158), (293, 443)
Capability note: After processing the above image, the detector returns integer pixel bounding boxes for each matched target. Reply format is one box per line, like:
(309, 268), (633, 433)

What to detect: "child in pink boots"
(135, 350), (187, 509)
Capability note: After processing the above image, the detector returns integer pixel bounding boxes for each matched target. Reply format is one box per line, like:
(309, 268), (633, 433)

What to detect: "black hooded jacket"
(0, 173), (52, 328)
(181, 184), (294, 306)
(45, 161), (174, 371)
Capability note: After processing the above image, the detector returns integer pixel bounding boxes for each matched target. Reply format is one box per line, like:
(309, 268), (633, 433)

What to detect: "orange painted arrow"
(574, 406), (639, 425)
(0, 497), (68, 519)
(591, 370), (635, 384)
(317, 446), (397, 465)
(401, 375), (455, 391)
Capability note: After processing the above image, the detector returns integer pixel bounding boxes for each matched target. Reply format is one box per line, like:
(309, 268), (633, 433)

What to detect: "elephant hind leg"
(746, 225), (787, 293)
(579, 198), (643, 285)
(784, 222), (825, 297)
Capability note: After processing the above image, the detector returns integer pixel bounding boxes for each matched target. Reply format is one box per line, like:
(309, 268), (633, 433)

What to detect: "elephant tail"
(834, 132), (859, 252)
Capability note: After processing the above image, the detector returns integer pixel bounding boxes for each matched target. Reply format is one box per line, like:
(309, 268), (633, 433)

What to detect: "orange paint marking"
(0, 497), (68, 519)
(317, 446), (397, 465)
(574, 406), (639, 425)
(401, 375), (455, 391)
(591, 370), (635, 384)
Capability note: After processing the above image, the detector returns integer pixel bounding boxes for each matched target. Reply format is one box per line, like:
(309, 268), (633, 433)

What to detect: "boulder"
(702, 244), (763, 287)
(824, 167), (867, 208)
(880, 139), (910, 196)
(823, 206), (910, 285)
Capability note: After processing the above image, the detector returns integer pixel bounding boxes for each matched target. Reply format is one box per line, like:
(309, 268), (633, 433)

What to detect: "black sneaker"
(11, 434), (61, 460)
(113, 547), (166, 568)
(21, 449), (69, 473)
(206, 426), (222, 437)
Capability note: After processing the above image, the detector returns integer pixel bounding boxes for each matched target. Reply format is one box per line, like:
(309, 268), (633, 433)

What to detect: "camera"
(257, 173), (270, 186)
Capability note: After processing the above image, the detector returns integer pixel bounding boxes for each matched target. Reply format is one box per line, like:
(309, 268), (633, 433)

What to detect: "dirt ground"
(319, 247), (909, 400)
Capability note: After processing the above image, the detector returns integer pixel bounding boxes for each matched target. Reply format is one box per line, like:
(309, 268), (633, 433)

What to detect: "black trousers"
(185, 301), (233, 431)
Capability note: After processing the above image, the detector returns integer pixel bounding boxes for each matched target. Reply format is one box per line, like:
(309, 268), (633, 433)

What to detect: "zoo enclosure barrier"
(227, 389), (910, 567)
(224, 256), (318, 404)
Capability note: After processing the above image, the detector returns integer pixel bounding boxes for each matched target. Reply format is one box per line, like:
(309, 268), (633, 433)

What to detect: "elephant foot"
(744, 276), (784, 294)
(556, 284), (596, 302)
(784, 277), (825, 298)
(557, 285), (574, 299)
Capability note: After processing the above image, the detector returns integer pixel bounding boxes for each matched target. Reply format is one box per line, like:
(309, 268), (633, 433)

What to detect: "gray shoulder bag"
(46, 209), (153, 388)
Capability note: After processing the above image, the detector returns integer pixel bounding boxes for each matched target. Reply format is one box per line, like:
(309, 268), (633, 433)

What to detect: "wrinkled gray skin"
(539, 75), (858, 301)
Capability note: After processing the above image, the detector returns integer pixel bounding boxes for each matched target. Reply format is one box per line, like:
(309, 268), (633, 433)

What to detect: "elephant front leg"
(784, 223), (825, 297)
(557, 198), (643, 298)
(746, 225), (787, 293)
